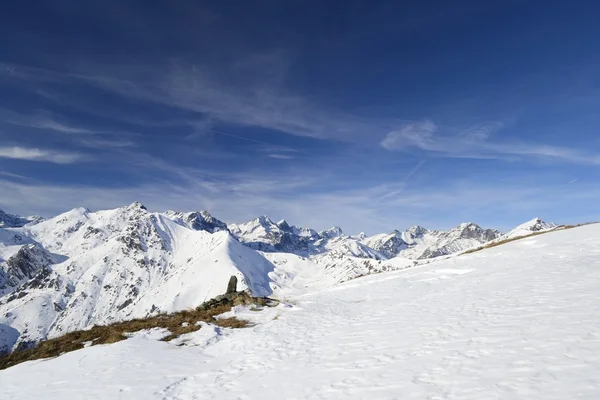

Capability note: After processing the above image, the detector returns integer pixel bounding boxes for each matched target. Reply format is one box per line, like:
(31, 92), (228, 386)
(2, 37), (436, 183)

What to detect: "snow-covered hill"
(0, 204), (554, 353)
(1, 221), (598, 399)
(501, 217), (558, 240)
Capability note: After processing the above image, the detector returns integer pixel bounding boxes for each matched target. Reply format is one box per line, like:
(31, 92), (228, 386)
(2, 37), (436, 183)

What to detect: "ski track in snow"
(2, 225), (600, 399)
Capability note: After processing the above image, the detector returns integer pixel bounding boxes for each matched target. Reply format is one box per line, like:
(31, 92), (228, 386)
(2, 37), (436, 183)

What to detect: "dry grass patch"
(0, 297), (258, 371)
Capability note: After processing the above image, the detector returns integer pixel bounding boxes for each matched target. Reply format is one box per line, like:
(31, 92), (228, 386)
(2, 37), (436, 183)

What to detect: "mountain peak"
(456, 222), (480, 231)
(198, 209), (213, 219)
(0, 210), (44, 228)
(319, 226), (344, 239)
(254, 215), (275, 226)
(407, 225), (427, 236)
(277, 219), (291, 230)
(177, 210), (228, 233)
(504, 218), (556, 239)
(127, 201), (147, 211)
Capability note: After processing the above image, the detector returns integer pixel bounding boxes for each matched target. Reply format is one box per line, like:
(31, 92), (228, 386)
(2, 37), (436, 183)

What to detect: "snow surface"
(2, 223), (600, 399)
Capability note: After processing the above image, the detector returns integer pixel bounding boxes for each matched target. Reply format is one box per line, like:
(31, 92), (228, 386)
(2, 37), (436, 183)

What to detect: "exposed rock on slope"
(0, 244), (55, 295)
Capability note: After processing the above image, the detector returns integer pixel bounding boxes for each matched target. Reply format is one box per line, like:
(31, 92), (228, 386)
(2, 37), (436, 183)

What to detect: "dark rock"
(226, 275), (238, 294)
(196, 290), (280, 312)
(117, 298), (133, 311)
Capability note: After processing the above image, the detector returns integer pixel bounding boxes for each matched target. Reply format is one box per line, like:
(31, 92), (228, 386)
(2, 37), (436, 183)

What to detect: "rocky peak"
(406, 225), (427, 237)
(319, 226), (344, 239)
(0, 210), (44, 228)
(277, 219), (291, 231)
(126, 201), (147, 211)
(1, 244), (54, 291)
(454, 222), (500, 241)
(366, 230), (408, 259)
(525, 218), (555, 232)
(184, 210), (228, 233)
(254, 215), (275, 227)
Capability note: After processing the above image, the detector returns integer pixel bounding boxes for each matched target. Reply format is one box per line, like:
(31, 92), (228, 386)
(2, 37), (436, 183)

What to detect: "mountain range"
(0, 203), (557, 354)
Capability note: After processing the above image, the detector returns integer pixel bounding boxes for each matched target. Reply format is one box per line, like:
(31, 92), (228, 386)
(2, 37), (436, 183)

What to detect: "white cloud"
(381, 120), (600, 165)
(14, 118), (94, 134)
(267, 154), (295, 159)
(380, 120), (438, 150)
(0, 146), (81, 164)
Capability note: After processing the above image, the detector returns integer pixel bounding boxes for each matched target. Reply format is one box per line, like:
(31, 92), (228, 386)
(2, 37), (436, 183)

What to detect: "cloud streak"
(0, 61), (386, 143)
(381, 120), (600, 165)
(0, 146), (82, 164)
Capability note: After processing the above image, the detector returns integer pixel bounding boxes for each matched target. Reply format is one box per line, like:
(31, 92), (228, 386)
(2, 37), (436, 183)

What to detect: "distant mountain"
(228, 216), (502, 262)
(228, 216), (320, 254)
(500, 218), (557, 240)
(362, 222), (501, 260)
(0, 204), (555, 354)
(165, 209), (229, 233)
(0, 210), (43, 228)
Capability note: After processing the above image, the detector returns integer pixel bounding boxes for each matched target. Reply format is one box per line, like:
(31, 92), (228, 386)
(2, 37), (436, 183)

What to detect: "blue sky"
(1, 0), (599, 234)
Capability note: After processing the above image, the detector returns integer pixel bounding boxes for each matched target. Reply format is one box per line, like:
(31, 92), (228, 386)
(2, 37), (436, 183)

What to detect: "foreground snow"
(2, 224), (600, 399)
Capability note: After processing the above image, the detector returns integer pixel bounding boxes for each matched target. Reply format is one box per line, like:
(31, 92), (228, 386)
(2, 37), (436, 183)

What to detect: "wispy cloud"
(381, 120), (600, 165)
(376, 160), (426, 202)
(0, 107), (139, 151)
(9, 116), (94, 134)
(380, 120), (438, 151)
(0, 61), (387, 143)
(0, 146), (82, 164)
(267, 153), (295, 159)
(0, 171), (29, 180)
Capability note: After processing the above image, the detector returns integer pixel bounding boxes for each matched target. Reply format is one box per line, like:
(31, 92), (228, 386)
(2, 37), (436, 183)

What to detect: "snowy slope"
(2, 223), (599, 399)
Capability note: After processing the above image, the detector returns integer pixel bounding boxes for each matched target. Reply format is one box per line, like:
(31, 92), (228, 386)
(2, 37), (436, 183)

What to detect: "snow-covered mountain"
(229, 215), (502, 261)
(228, 216), (320, 254)
(501, 217), (557, 240)
(0, 210), (43, 228)
(363, 222), (501, 259)
(0, 204), (554, 353)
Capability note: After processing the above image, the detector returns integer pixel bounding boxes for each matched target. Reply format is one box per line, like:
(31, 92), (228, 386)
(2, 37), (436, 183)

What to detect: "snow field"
(1, 224), (599, 399)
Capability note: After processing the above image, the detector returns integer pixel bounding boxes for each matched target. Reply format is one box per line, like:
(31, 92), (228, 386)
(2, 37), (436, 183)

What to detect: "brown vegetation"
(0, 291), (275, 371)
